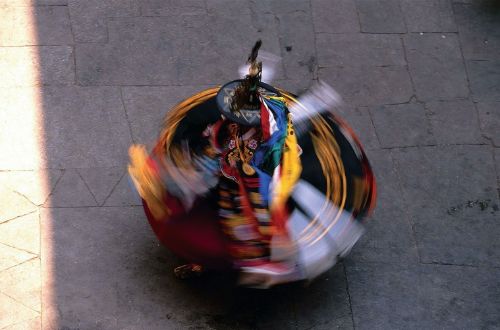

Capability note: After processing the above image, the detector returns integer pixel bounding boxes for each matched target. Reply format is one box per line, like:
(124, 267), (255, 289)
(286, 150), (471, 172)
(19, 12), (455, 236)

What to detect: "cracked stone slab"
(77, 167), (124, 206)
(0, 243), (36, 272)
(355, 0), (406, 33)
(392, 145), (500, 267)
(401, 0), (456, 32)
(0, 187), (37, 224)
(350, 149), (419, 263)
(274, 9), (317, 81)
(427, 100), (484, 145)
(318, 65), (413, 106)
(0, 212), (40, 255)
(75, 15), (281, 85)
(0, 293), (39, 329)
(454, 3), (500, 61)
(0, 6), (72, 46)
(0, 170), (63, 205)
(103, 170), (142, 206)
(1, 317), (40, 330)
(467, 60), (500, 102)
(44, 169), (97, 207)
(0, 258), (41, 313)
(477, 102), (500, 146)
(369, 103), (435, 148)
(341, 107), (380, 150)
(345, 261), (500, 329)
(311, 0), (359, 33)
(68, 0), (140, 43)
(316, 33), (406, 67)
(122, 86), (214, 145)
(0, 47), (74, 87)
(404, 33), (469, 101)
(37, 87), (132, 168)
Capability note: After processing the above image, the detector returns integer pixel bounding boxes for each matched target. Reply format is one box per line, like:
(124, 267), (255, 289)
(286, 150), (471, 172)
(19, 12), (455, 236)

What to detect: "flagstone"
(0, 293), (39, 329)
(0, 170), (63, 206)
(0, 187), (37, 224)
(77, 167), (124, 206)
(1, 316), (40, 330)
(0, 243), (36, 273)
(0, 212), (40, 255)
(103, 171), (142, 206)
(43, 169), (97, 207)
(0, 258), (41, 312)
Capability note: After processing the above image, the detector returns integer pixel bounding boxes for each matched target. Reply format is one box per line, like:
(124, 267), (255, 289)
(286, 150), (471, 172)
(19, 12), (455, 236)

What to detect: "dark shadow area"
(479, 0), (500, 14)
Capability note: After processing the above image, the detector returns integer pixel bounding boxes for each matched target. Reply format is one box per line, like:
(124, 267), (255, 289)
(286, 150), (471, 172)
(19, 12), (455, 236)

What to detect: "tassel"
(128, 145), (169, 219)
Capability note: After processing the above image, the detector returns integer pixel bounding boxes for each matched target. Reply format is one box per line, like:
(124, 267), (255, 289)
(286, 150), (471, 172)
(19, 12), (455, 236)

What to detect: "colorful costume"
(128, 41), (376, 288)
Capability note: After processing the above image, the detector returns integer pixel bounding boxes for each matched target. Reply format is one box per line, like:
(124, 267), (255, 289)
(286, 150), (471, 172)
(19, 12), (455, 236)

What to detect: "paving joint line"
(419, 261), (500, 269)
(41, 169), (65, 207)
(99, 167), (126, 206)
(0, 240), (38, 257)
(353, 0), (362, 32)
(12, 190), (38, 207)
(0, 210), (38, 226)
(66, 3), (78, 84)
(388, 151), (422, 263)
(450, 5), (497, 164)
(308, 0), (320, 81)
(0, 255), (38, 274)
(342, 262), (356, 330)
(365, 107), (383, 148)
(0, 316), (40, 330)
(75, 169), (99, 206)
(0, 291), (41, 316)
(400, 34), (419, 102)
(119, 87), (137, 144)
(40, 169), (64, 206)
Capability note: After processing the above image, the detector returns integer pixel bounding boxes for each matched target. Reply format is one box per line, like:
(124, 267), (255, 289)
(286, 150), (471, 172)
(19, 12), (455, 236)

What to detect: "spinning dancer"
(128, 41), (376, 288)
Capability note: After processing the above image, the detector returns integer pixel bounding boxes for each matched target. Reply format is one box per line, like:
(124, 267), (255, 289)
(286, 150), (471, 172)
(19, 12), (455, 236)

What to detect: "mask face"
(216, 80), (280, 126)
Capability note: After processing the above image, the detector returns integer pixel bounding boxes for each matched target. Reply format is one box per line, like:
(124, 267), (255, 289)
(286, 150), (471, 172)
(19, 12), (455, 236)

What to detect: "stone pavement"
(0, 0), (499, 329)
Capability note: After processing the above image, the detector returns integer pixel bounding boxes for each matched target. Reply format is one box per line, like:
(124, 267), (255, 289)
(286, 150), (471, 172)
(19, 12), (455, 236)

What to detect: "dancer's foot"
(174, 263), (204, 279)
